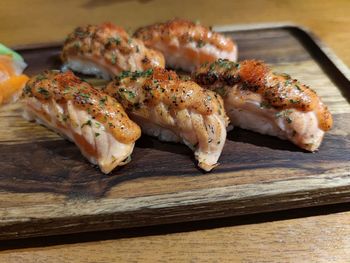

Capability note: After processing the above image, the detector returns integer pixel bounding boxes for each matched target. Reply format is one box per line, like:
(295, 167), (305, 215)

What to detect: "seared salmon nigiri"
(61, 23), (165, 80)
(104, 67), (229, 171)
(0, 43), (29, 105)
(134, 18), (238, 72)
(22, 70), (141, 173)
(193, 59), (333, 151)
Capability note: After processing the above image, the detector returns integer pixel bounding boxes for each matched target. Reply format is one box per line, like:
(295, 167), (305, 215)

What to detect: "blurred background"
(0, 0), (349, 66)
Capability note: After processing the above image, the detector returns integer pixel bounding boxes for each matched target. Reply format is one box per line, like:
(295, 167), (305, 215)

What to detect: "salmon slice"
(134, 18), (237, 72)
(61, 23), (165, 80)
(104, 67), (229, 171)
(193, 59), (333, 151)
(22, 70), (141, 173)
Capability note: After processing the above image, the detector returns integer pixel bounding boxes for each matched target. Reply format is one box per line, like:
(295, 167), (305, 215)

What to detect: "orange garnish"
(0, 74), (29, 104)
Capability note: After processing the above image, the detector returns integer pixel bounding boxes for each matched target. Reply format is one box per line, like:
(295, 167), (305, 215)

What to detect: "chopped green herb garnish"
(285, 79), (292, 85)
(209, 63), (215, 71)
(201, 61), (209, 67)
(126, 90), (135, 99)
(99, 96), (107, 106)
(95, 132), (100, 137)
(36, 75), (47, 81)
(196, 40), (205, 48)
(295, 84), (302, 91)
(81, 120), (92, 128)
(63, 87), (71, 94)
(289, 99), (300, 104)
(75, 28), (87, 38)
(110, 54), (117, 65)
(38, 87), (50, 98)
(119, 88), (135, 100)
(217, 59), (235, 70)
(216, 86), (227, 97)
(130, 69), (153, 80)
(107, 37), (121, 46)
(275, 112), (282, 118)
(275, 110), (293, 124)
(62, 114), (69, 122)
(74, 42), (81, 49)
(180, 75), (191, 81)
(79, 92), (90, 99)
(118, 71), (131, 80)
(260, 101), (272, 108)
(277, 72), (291, 79)
(142, 68), (153, 78)
(23, 84), (32, 95)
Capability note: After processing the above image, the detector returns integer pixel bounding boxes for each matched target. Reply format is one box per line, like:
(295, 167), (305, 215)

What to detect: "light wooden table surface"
(1, 0), (350, 262)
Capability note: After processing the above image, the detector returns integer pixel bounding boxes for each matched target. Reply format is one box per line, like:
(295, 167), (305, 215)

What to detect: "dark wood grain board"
(0, 25), (349, 240)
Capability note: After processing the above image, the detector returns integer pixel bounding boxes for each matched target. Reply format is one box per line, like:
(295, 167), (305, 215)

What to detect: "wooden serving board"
(0, 25), (349, 240)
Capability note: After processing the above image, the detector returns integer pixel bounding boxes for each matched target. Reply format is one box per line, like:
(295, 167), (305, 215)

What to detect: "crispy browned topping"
(61, 23), (164, 72)
(104, 67), (226, 117)
(134, 18), (235, 52)
(23, 70), (141, 143)
(193, 59), (333, 131)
